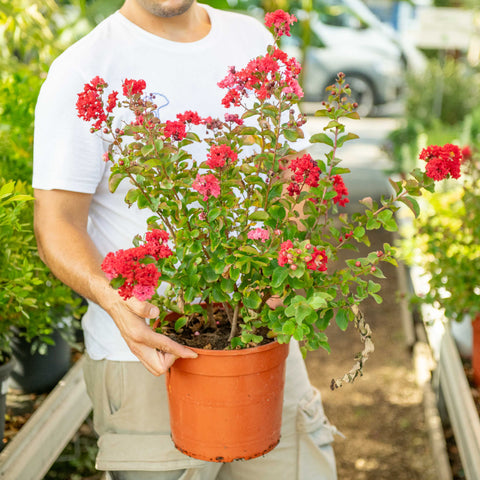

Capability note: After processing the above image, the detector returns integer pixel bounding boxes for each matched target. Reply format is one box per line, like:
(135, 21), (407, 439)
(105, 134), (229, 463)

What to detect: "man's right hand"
(107, 294), (198, 376)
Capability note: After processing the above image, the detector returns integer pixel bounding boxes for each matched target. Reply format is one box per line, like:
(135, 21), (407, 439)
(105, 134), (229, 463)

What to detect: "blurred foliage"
(0, 180), (84, 362)
(385, 55), (480, 174)
(0, 2), (89, 359)
(399, 128), (480, 322)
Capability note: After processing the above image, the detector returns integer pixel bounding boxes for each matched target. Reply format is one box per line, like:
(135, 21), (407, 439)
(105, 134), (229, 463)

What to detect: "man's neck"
(119, 0), (211, 42)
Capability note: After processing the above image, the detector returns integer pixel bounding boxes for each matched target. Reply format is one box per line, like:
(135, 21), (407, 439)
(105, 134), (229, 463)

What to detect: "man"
(33, 1), (337, 478)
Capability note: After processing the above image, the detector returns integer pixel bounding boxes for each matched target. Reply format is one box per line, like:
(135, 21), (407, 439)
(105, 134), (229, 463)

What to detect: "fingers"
(125, 297), (159, 319)
(139, 348), (179, 376)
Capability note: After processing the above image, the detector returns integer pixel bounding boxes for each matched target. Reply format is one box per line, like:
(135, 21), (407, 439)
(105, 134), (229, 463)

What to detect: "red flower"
(101, 247), (161, 301)
(122, 79), (146, 97)
(76, 77), (108, 130)
(224, 113), (244, 125)
(106, 91), (119, 113)
(206, 144), (238, 169)
(192, 174), (221, 201)
(332, 175), (349, 207)
(289, 154), (320, 187)
(278, 240), (294, 267)
(306, 247), (328, 271)
(177, 110), (203, 125)
(420, 143), (462, 181)
(264, 10), (297, 37)
(218, 46), (303, 108)
(164, 120), (187, 141)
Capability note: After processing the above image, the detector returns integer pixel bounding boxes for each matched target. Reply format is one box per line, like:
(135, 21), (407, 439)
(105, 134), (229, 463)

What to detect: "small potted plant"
(75, 10), (462, 462)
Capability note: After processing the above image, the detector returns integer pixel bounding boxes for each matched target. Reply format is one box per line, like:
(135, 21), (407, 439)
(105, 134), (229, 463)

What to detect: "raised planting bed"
(410, 264), (480, 480)
(0, 355), (92, 480)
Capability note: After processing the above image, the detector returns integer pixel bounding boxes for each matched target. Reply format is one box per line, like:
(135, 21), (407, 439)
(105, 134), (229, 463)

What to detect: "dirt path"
(306, 229), (437, 480)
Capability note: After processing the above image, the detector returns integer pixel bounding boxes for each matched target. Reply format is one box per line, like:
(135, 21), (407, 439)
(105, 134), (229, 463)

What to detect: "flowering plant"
(76, 11), (461, 385)
(401, 143), (478, 323)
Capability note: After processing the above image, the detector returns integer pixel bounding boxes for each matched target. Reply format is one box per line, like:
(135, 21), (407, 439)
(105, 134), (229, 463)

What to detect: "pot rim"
(186, 339), (288, 357)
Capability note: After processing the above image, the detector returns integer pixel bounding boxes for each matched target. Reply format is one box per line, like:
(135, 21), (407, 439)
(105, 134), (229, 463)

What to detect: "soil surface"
(306, 228), (438, 480)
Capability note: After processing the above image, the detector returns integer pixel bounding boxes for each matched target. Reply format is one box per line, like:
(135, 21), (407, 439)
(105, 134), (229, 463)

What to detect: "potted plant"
(400, 141), (480, 382)
(75, 10), (462, 462)
(0, 179), (84, 398)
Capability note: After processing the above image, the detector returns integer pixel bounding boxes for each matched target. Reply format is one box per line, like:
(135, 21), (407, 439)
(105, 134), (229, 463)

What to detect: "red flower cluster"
(264, 9), (297, 37)
(224, 113), (244, 125)
(287, 154), (320, 196)
(332, 175), (349, 207)
(176, 110), (203, 125)
(122, 79), (146, 97)
(218, 37), (303, 108)
(164, 120), (187, 141)
(76, 76), (107, 130)
(206, 144), (238, 169)
(106, 91), (119, 113)
(277, 241), (328, 272)
(419, 144), (462, 181)
(278, 240), (294, 267)
(306, 247), (328, 271)
(192, 174), (221, 201)
(101, 229), (172, 301)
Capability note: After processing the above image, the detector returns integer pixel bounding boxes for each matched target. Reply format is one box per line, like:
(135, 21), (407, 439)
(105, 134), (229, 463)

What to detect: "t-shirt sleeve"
(32, 57), (106, 193)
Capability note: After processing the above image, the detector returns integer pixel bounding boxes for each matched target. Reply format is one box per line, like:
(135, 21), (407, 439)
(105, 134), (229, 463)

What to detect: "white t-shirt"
(33, 5), (294, 361)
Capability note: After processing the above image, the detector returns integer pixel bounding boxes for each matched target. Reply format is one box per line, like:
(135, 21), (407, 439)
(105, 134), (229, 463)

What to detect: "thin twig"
(330, 305), (375, 390)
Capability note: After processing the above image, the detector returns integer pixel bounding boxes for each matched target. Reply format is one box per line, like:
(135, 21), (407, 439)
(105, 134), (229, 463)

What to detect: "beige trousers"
(83, 341), (337, 480)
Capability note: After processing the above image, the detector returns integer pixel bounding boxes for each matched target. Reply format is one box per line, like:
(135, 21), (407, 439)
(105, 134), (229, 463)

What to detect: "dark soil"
(163, 306), (272, 350)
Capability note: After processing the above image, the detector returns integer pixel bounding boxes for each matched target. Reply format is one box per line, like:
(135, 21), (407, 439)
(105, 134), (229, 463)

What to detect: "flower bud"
(376, 250), (383, 257)
(371, 266), (376, 273)
(290, 264), (297, 271)
(355, 261), (361, 267)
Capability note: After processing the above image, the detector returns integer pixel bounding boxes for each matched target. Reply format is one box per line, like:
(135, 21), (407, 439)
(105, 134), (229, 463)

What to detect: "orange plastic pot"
(472, 315), (480, 386)
(165, 340), (289, 462)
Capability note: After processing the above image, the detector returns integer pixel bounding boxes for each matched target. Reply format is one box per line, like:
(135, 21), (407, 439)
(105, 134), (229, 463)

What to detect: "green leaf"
(336, 132), (359, 148)
(307, 292), (331, 309)
(309, 133), (333, 147)
(141, 144), (155, 156)
(208, 207), (222, 221)
(243, 290), (262, 309)
(249, 210), (269, 221)
(335, 309), (349, 331)
(174, 316), (187, 331)
(272, 267), (289, 288)
(203, 266), (218, 282)
(109, 173), (125, 193)
(268, 204), (286, 221)
(282, 320), (296, 335)
(399, 196), (420, 217)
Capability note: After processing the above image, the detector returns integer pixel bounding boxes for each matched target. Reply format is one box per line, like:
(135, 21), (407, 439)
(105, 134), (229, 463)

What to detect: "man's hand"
(108, 295), (198, 375)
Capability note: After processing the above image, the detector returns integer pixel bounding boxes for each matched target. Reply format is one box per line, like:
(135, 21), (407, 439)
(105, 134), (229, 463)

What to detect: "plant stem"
(228, 304), (240, 342)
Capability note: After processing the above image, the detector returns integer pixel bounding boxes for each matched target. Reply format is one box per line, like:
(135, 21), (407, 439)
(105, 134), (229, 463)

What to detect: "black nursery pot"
(0, 357), (15, 451)
(9, 329), (71, 394)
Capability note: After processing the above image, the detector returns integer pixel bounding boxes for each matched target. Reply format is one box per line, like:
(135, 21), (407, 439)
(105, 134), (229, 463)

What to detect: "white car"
(281, 0), (424, 116)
